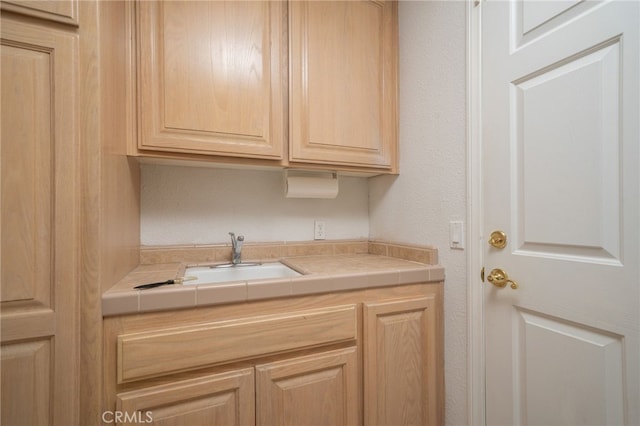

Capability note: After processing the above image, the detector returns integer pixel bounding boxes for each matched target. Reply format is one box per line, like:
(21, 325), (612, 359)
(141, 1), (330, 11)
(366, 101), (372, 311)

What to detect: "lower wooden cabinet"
(115, 368), (255, 426)
(104, 284), (443, 426)
(256, 347), (358, 426)
(113, 348), (357, 426)
(364, 295), (444, 426)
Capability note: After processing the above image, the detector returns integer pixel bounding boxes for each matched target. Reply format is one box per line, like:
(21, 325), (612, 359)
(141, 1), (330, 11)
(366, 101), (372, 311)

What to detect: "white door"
(482, 0), (639, 424)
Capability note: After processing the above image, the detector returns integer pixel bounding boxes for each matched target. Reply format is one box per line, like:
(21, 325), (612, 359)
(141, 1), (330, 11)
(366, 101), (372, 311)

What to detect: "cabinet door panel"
(137, 1), (285, 159)
(116, 368), (255, 426)
(290, 0), (398, 170)
(256, 347), (358, 426)
(1, 17), (79, 426)
(0, 1), (78, 26)
(364, 295), (444, 426)
(1, 339), (51, 426)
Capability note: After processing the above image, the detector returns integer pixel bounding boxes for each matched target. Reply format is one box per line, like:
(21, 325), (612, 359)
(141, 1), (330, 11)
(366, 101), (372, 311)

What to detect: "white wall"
(140, 164), (370, 245)
(369, 2), (468, 425)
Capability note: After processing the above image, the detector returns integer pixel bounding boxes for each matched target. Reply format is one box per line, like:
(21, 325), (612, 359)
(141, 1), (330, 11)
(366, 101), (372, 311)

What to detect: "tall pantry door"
(1, 17), (79, 426)
(481, 0), (639, 424)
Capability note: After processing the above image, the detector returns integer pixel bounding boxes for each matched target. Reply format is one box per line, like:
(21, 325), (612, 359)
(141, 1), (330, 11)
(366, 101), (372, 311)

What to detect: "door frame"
(467, 1), (485, 425)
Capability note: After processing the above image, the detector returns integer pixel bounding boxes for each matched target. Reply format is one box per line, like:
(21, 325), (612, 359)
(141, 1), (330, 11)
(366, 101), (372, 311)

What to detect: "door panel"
(363, 295), (443, 426)
(116, 368), (255, 426)
(1, 43), (53, 311)
(0, 339), (51, 426)
(137, 1), (285, 159)
(0, 0), (78, 26)
(513, 39), (621, 262)
(256, 347), (358, 426)
(0, 17), (79, 426)
(289, 0), (397, 169)
(514, 309), (624, 425)
(515, 0), (597, 47)
(482, 0), (639, 424)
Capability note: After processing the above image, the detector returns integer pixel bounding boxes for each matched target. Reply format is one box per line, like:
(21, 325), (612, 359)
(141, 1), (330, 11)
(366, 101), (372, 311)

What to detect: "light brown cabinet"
(364, 295), (444, 425)
(131, 0), (398, 174)
(0, 16), (80, 426)
(289, 0), (397, 170)
(113, 347), (357, 426)
(103, 283), (443, 426)
(0, 0), (78, 25)
(136, 0), (286, 160)
(256, 347), (358, 425)
(116, 368), (255, 426)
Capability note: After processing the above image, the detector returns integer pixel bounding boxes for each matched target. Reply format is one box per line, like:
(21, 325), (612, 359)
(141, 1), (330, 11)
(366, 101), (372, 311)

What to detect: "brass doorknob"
(487, 268), (518, 289)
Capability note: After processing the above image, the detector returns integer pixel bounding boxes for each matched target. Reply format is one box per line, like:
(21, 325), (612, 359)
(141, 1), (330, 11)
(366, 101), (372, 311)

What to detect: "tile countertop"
(102, 254), (445, 317)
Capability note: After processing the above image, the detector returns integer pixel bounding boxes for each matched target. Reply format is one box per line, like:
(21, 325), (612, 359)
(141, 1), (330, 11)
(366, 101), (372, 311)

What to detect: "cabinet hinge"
(480, 267), (485, 282)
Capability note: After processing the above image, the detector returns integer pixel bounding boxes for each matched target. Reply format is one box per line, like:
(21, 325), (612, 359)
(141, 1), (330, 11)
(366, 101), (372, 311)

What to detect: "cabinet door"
(137, 1), (285, 159)
(116, 368), (255, 426)
(1, 17), (79, 426)
(363, 295), (444, 426)
(256, 347), (358, 426)
(289, 0), (398, 171)
(0, 1), (78, 25)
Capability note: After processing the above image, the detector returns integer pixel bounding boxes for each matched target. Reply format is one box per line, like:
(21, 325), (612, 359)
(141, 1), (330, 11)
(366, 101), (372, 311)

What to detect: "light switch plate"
(314, 220), (326, 240)
(449, 221), (464, 249)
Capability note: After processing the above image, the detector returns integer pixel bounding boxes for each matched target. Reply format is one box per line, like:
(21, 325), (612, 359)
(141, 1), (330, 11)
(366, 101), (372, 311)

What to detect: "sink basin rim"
(183, 262), (302, 286)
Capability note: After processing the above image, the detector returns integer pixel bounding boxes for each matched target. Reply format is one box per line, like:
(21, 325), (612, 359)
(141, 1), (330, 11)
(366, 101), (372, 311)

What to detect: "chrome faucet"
(229, 232), (244, 265)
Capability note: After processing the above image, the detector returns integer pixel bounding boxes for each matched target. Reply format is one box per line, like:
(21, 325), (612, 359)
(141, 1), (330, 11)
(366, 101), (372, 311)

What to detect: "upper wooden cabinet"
(289, 0), (398, 171)
(132, 0), (398, 174)
(136, 1), (286, 159)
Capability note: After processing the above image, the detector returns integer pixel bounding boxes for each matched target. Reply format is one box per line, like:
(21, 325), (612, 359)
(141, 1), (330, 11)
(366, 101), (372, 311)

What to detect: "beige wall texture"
(369, 2), (468, 424)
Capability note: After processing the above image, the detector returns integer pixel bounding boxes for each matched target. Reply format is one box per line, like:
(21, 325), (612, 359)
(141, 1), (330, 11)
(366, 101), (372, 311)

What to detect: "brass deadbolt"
(489, 230), (507, 249)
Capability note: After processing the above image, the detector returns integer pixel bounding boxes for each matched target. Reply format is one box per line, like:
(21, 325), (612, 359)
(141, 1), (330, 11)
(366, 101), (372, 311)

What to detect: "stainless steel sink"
(183, 262), (301, 285)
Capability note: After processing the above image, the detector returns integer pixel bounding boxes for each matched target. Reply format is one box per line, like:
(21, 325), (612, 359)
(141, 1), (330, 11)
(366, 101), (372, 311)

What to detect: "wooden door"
(116, 368), (255, 426)
(0, 0), (78, 25)
(255, 347), (358, 426)
(289, 0), (398, 171)
(363, 295), (443, 426)
(482, 0), (639, 424)
(136, 0), (286, 159)
(0, 17), (79, 426)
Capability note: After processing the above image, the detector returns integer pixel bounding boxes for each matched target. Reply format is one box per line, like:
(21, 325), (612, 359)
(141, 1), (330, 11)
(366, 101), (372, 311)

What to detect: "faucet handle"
(237, 235), (244, 241)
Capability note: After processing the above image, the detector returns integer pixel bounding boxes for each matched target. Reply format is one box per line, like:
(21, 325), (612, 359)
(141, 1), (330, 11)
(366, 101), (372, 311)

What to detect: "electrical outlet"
(314, 220), (326, 240)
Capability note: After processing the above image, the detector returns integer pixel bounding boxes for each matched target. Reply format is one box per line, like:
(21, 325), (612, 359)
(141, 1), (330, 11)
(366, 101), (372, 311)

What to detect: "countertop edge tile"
(429, 266), (446, 282)
(247, 278), (293, 301)
(290, 274), (336, 296)
(366, 270), (401, 288)
(138, 285), (196, 313)
(196, 282), (247, 307)
(102, 291), (139, 316)
(330, 272), (372, 292)
(399, 267), (432, 284)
